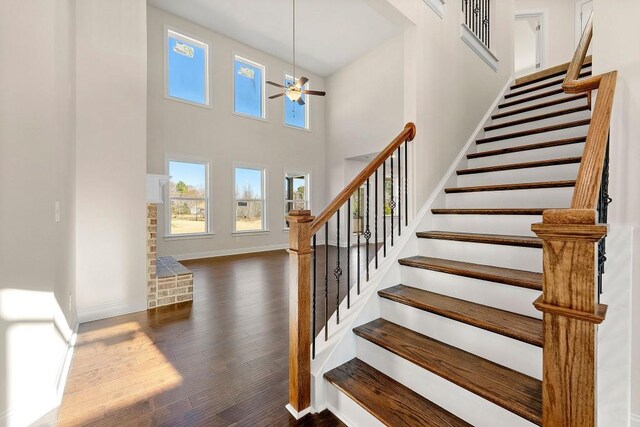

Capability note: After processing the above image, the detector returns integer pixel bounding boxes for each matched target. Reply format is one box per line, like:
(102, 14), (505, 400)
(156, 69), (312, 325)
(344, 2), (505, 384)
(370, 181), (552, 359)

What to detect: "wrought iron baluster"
(383, 160), (387, 257)
(390, 154), (395, 246)
(357, 195), (361, 295)
(405, 142), (408, 227)
(312, 234), (316, 359)
(375, 170), (379, 269)
(487, 0), (491, 48)
(347, 198), (351, 309)
(398, 146), (402, 237)
(324, 223), (329, 341)
(365, 178), (371, 281)
(335, 208), (341, 324)
(597, 138), (612, 299)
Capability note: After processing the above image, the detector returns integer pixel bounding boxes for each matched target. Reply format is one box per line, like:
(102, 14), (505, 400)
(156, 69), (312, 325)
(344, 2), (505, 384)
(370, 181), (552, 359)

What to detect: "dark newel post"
(287, 210), (314, 415)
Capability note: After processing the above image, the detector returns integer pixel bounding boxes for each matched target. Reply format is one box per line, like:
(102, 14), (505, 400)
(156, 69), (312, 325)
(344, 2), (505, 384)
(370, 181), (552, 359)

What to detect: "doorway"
(514, 13), (544, 77)
(575, 0), (593, 48)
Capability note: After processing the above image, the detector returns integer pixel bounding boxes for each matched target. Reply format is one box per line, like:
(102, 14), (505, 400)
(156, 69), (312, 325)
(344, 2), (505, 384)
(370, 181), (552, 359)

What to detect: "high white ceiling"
(148, 0), (403, 76)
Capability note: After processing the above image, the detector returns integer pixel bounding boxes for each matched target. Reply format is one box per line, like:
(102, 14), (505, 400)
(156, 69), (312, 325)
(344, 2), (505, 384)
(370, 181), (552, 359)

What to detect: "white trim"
(233, 53), (267, 120)
(574, 0), (593, 48)
(631, 413), (640, 427)
(163, 232), (216, 240)
(285, 404), (312, 420)
(164, 25), (211, 108)
(514, 9), (547, 75)
(171, 243), (289, 261)
(422, 0), (445, 18)
(78, 299), (147, 324)
(284, 170), (311, 229)
(460, 23), (499, 71)
(233, 163), (268, 233)
(231, 230), (270, 236)
(56, 322), (78, 401)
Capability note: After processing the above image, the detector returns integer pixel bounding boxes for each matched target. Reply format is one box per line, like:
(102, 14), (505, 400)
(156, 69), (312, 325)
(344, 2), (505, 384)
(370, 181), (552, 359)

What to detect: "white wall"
(592, 0), (640, 422)
(146, 6), (326, 260)
(515, 0), (576, 68)
(75, 0), (148, 322)
(0, 1), (76, 425)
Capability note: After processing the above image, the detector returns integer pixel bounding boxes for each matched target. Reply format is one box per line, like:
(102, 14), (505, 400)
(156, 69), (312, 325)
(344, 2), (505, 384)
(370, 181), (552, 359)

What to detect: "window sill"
(164, 232), (216, 241)
(423, 0), (445, 18)
(284, 123), (311, 133)
(460, 23), (499, 71)
(233, 111), (269, 123)
(232, 230), (270, 236)
(164, 94), (212, 109)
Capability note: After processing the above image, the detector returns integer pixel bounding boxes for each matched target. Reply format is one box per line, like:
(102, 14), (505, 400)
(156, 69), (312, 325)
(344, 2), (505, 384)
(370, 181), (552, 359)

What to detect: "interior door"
(576, 0), (594, 49)
(514, 14), (543, 76)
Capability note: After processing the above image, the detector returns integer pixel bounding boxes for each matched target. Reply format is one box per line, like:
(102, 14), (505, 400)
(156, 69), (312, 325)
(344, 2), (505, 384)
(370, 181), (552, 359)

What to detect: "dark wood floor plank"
(354, 319), (543, 425)
(398, 256), (542, 290)
(324, 358), (472, 426)
(379, 285), (543, 346)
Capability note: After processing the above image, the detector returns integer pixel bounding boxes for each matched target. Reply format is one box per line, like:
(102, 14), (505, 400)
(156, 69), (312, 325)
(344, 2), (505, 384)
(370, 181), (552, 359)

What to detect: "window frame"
(164, 155), (213, 239)
(283, 171), (310, 230)
(283, 73), (310, 131)
(233, 164), (268, 234)
(233, 54), (267, 121)
(164, 26), (211, 108)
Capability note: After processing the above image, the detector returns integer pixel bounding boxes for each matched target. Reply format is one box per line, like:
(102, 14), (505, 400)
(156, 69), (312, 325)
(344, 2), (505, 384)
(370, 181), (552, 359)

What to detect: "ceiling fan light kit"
(266, 0), (326, 105)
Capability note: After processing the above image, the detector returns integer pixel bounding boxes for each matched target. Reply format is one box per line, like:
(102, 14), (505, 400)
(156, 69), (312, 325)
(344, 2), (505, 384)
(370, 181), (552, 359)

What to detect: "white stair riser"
(399, 266), (541, 318)
(476, 125), (589, 152)
(380, 298), (542, 379)
(431, 214), (541, 236)
(417, 239), (542, 272)
(498, 92), (574, 112)
(489, 97), (588, 126)
(457, 162), (580, 187)
(356, 338), (539, 427)
(467, 142), (585, 168)
(325, 382), (386, 427)
(483, 110), (591, 138)
(445, 187), (573, 208)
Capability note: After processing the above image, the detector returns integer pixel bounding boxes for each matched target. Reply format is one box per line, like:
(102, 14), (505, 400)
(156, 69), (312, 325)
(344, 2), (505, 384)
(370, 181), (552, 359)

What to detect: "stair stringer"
(309, 76), (514, 417)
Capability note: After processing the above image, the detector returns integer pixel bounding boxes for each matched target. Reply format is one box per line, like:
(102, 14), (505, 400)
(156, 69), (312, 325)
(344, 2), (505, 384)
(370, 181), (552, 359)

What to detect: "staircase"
(322, 59), (595, 426)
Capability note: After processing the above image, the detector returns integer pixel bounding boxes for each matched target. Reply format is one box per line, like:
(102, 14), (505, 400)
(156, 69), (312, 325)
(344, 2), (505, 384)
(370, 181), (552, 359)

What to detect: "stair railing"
(529, 12), (618, 426)
(286, 123), (416, 415)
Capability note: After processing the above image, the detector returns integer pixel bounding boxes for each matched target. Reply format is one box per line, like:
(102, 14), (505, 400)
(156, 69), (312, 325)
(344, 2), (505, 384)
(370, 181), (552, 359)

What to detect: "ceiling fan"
(266, 0), (325, 105)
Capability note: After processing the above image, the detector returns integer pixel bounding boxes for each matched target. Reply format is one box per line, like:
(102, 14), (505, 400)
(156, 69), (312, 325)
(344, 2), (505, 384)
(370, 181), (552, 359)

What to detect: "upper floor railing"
(286, 123), (416, 415)
(462, 0), (490, 48)
(529, 11), (618, 426)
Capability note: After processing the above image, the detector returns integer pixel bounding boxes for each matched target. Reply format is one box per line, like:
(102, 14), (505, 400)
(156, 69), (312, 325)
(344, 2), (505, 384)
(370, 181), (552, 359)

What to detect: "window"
(234, 56), (265, 119)
(284, 172), (309, 228)
(284, 75), (308, 129)
(166, 28), (209, 106)
(167, 160), (209, 236)
(234, 167), (266, 232)
(384, 177), (393, 216)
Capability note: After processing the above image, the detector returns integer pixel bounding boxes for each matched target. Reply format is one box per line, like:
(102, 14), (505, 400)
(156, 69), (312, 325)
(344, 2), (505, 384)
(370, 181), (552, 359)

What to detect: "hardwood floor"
(58, 250), (348, 426)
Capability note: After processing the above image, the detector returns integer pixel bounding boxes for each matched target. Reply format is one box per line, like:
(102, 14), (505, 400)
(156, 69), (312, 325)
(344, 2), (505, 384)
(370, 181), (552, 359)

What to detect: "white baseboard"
(631, 412), (640, 427)
(77, 299), (147, 323)
(171, 243), (289, 261)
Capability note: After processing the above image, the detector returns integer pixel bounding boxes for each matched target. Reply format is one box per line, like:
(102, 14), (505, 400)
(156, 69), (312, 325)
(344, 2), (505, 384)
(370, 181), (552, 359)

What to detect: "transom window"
(167, 160), (209, 236)
(234, 167), (267, 232)
(284, 172), (309, 228)
(284, 74), (308, 129)
(234, 55), (265, 119)
(166, 28), (210, 106)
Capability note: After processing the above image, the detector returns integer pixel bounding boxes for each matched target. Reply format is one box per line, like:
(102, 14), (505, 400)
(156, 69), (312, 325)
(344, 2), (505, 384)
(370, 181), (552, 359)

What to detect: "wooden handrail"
(309, 122), (416, 235)
(514, 55), (592, 87)
(563, 11), (594, 91)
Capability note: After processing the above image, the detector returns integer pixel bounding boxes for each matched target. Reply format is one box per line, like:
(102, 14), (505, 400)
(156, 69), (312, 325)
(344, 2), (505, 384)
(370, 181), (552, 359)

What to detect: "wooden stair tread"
(492, 94), (587, 120)
(444, 180), (575, 194)
(484, 106), (589, 132)
(476, 119), (590, 144)
(457, 156), (582, 175)
(432, 208), (546, 215)
(379, 285), (543, 346)
(398, 256), (542, 290)
(467, 137), (587, 159)
(510, 60), (592, 90)
(416, 231), (542, 248)
(354, 319), (543, 425)
(498, 88), (564, 109)
(505, 70), (592, 99)
(324, 358), (472, 427)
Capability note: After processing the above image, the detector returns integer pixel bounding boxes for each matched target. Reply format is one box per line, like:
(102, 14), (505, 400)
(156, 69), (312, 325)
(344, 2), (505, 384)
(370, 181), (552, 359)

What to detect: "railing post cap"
(287, 210), (315, 224)
(405, 122), (417, 141)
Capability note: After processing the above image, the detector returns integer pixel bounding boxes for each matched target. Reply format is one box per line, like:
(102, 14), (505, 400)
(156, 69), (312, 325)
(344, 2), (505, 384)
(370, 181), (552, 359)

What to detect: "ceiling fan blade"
(266, 80), (286, 88)
(269, 92), (285, 99)
(296, 97), (305, 106)
(294, 76), (309, 89)
(301, 90), (326, 96)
